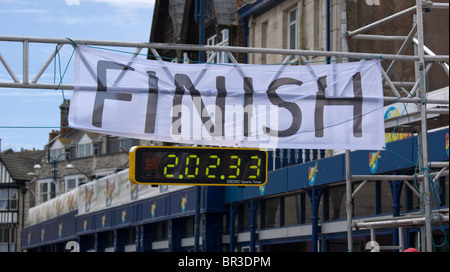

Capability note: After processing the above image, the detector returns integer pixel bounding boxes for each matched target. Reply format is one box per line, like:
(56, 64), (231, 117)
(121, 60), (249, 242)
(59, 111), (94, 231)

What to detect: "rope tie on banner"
(66, 37), (78, 48)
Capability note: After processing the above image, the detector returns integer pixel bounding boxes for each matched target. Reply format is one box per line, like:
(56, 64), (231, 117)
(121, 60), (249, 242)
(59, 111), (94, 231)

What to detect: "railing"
(267, 149), (326, 171)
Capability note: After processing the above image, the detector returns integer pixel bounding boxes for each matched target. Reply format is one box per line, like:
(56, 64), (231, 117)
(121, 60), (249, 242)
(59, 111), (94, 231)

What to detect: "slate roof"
(47, 129), (103, 149)
(152, 0), (237, 42)
(0, 150), (45, 182)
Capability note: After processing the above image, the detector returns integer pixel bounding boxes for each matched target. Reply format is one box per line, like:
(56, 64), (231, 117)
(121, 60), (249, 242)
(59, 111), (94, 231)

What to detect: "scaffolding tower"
(0, 0), (448, 252)
(342, 0), (449, 252)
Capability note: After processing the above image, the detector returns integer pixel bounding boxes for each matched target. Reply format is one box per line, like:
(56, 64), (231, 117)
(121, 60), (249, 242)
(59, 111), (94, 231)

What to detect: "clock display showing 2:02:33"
(129, 146), (268, 186)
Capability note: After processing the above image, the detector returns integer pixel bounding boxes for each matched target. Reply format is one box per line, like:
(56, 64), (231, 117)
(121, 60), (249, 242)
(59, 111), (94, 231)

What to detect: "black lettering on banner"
(314, 73), (363, 137)
(263, 78), (303, 137)
(212, 76), (227, 136)
(145, 71), (158, 133)
(172, 74), (226, 136)
(243, 77), (254, 137)
(92, 60), (134, 128)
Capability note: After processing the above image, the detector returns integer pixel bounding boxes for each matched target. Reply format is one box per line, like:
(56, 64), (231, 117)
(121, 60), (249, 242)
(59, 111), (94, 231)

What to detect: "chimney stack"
(59, 99), (72, 137)
(49, 130), (59, 142)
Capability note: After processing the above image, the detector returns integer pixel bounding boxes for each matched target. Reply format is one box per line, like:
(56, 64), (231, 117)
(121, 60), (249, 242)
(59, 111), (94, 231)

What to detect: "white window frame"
(37, 178), (55, 203)
(64, 174), (87, 193)
(77, 143), (92, 158)
(93, 141), (101, 155)
(77, 134), (93, 158)
(50, 148), (64, 161)
(206, 34), (217, 62)
(287, 8), (298, 50)
(49, 139), (66, 161)
(206, 29), (229, 64)
(0, 188), (18, 211)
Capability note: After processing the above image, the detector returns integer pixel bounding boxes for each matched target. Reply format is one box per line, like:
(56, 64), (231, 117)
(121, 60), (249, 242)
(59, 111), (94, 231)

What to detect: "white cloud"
(0, 9), (47, 13)
(86, 0), (155, 9)
(65, 0), (80, 5)
(0, 0), (27, 4)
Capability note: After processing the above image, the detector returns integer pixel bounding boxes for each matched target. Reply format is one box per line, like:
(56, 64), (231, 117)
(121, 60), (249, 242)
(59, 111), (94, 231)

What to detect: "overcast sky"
(0, 0), (155, 151)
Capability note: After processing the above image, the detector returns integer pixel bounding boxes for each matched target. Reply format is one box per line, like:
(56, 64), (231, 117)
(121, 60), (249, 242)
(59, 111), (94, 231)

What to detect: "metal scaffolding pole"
(345, 150), (353, 252)
(415, 0), (433, 252)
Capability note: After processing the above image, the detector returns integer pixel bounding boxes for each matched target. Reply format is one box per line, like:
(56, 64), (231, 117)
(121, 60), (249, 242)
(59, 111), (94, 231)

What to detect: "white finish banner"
(69, 45), (385, 150)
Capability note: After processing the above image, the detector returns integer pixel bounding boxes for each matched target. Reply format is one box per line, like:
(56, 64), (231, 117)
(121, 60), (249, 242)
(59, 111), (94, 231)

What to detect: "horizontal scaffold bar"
(352, 170), (449, 182)
(353, 214), (449, 230)
(0, 35), (448, 62)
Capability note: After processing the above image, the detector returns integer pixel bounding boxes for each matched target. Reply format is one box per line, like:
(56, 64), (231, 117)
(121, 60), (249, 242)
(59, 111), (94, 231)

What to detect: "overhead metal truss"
(0, 0), (448, 252)
(0, 36), (447, 93)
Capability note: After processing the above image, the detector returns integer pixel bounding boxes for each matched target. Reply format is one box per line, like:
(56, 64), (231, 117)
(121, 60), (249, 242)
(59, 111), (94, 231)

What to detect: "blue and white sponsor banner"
(69, 45), (385, 150)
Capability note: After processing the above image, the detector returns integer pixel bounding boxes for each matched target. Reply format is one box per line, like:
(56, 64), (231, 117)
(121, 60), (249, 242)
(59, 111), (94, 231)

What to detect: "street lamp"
(33, 153), (73, 197)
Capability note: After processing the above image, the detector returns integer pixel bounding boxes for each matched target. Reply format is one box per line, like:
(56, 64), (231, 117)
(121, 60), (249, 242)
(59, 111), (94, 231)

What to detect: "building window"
(303, 192), (312, 224)
(284, 194), (300, 226)
(206, 29), (229, 63)
(241, 204), (250, 231)
(184, 216), (194, 237)
(125, 227), (136, 245)
(353, 181), (377, 217)
(77, 143), (92, 158)
(38, 178), (55, 203)
(264, 198), (280, 228)
(0, 188), (18, 211)
(50, 148), (65, 161)
(287, 8), (298, 50)
(154, 221), (168, 241)
(107, 137), (139, 154)
(65, 175), (87, 192)
(328, 185), (346, 220)
(120, 139), (139, 153)
(261, 21), (269, 64)
(0, 227), (16, 252)
(107, 137), (120, 153)
(314, 0), (323, 50)
(93, 142), (102, 155)
(105, 231), (114, 249)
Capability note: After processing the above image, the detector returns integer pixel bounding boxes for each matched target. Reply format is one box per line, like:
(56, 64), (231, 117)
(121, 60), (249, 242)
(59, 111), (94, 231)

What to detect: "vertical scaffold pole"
(345, 150), (353, 252)
(341, 0), (353, 252)
(194, 0), (206, 252)
(415, 0), (433, 252)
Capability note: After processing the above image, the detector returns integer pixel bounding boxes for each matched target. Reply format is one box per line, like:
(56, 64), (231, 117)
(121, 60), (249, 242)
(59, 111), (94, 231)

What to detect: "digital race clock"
(129, 146), (267, 186)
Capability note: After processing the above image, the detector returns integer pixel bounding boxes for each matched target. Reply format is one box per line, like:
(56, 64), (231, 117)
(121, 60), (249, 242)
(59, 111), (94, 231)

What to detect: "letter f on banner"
(92, 60), (134, 128)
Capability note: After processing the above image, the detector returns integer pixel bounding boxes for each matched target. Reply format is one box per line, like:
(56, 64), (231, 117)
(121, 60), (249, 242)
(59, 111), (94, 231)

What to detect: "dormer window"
(77, 143), (92, 158)
(76, 134), (93, 158)
(49, 139), (66, 161)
